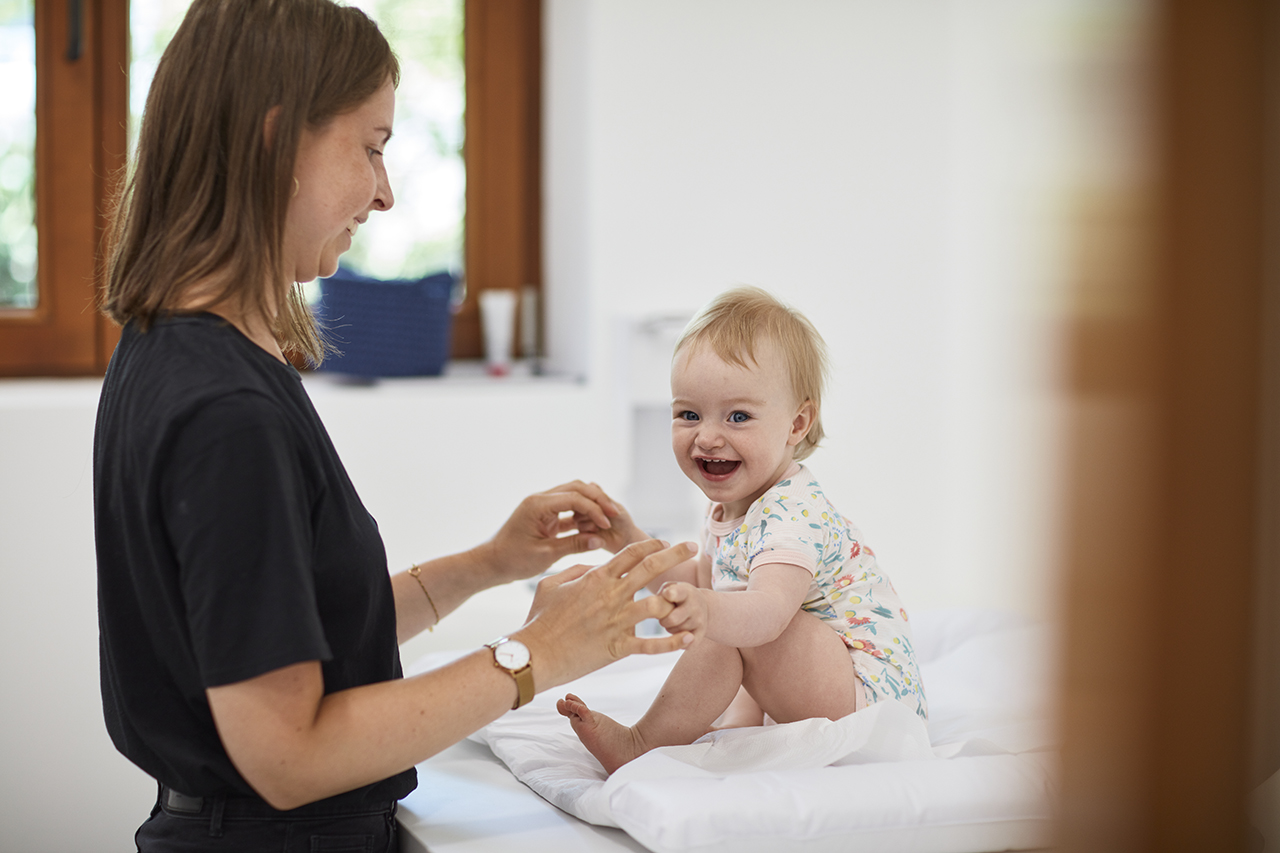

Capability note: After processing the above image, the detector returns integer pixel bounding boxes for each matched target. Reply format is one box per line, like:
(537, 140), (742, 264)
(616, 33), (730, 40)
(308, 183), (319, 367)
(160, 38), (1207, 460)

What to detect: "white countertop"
(398, 739), (647, 853)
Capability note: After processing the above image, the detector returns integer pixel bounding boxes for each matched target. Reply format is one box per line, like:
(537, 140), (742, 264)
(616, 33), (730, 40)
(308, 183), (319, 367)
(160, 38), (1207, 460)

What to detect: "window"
(0, 0), (539, 375)
(340, 0), (466, 284)
(0, 0), (127, 376)
(0, 1), (37, 310)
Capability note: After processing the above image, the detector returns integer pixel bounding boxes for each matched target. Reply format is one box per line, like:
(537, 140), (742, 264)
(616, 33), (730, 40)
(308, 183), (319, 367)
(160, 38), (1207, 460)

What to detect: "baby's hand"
(657, 582), (709, 636)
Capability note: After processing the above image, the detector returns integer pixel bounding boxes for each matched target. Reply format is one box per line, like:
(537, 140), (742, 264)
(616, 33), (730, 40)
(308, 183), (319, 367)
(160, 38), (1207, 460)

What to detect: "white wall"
(0, 1), (1098, 848)
(0, 375), (620, 849)
(545, 0), (1080, 617)
(0, 381), (155, 847)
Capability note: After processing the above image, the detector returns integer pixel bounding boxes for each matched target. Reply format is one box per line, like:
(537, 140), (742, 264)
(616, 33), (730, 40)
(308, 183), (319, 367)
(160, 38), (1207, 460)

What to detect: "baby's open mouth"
(699, 458), (740, 476)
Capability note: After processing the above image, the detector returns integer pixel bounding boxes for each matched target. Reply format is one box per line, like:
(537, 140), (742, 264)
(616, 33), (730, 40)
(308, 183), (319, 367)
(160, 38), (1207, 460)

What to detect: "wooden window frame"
(0, 0), (540, 375)
(457, 0), (542, 359)
(0, 0), (128, 376)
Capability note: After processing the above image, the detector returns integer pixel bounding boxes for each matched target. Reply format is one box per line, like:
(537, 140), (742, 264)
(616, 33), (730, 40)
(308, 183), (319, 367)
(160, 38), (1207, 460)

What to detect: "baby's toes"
(557, 694), (589, 719)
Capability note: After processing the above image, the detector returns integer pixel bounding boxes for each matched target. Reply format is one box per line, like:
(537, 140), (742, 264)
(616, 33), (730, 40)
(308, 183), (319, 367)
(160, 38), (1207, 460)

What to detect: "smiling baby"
(558, 286), (927, 774)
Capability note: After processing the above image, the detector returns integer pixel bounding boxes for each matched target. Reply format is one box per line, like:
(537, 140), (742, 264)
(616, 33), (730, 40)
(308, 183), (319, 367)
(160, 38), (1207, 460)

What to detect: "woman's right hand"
(515, 539), (697, 690)
(207, 538), (697, 810)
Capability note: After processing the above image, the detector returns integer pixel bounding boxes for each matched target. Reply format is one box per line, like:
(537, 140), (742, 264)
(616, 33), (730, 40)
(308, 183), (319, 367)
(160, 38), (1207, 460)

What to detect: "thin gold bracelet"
(407, 564), (441, 631)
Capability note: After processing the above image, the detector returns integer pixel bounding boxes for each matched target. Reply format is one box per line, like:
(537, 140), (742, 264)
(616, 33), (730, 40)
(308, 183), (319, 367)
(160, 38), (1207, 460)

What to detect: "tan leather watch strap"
(486, 638), (534, 710)
(507, 662), (534, 710)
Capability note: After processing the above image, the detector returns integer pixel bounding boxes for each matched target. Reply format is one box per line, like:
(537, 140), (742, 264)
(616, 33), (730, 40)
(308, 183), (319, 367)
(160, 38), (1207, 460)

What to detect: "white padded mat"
(409, 609), (1058, 853)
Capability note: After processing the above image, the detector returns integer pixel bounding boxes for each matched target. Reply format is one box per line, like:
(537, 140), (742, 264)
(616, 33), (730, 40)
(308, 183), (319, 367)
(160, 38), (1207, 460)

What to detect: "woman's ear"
(787, 400), (815, 447)
(263, 105), (282, 151)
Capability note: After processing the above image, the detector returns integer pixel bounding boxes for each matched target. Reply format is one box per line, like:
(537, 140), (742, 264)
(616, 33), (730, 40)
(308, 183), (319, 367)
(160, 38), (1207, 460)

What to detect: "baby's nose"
(694, 425), (724, 449)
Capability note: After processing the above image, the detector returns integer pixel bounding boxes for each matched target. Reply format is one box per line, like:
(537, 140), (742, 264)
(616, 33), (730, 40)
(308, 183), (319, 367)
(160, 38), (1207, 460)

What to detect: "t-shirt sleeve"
(744, 490), (828, 576)
(161, 391), (331, 688)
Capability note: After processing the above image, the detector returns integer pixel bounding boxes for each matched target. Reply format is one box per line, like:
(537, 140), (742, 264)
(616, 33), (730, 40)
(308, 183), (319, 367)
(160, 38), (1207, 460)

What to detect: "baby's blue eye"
(677, 411), (699, 422)
(729, 411), (750, 424)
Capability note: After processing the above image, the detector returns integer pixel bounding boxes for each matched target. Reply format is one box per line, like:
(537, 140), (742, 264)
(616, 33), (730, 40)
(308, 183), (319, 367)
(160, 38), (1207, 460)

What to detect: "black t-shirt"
(93, 313), (416, 805)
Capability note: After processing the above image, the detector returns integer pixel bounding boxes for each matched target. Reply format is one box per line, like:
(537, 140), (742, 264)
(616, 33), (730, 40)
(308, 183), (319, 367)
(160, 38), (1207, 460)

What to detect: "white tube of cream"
(480, 288), (518, 376)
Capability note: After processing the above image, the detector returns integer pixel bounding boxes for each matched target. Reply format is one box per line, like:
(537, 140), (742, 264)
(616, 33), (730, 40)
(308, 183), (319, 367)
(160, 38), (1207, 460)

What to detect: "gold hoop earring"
(292, 177), (300, 198)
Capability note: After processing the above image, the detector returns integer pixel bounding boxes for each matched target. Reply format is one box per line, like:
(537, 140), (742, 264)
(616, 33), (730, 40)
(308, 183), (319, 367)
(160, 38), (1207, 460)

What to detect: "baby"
(558, 286), (927, 774)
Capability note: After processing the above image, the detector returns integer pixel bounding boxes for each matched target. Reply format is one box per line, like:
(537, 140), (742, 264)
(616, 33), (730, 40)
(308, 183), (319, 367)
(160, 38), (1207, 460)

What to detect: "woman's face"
(284, 78), (396, 283)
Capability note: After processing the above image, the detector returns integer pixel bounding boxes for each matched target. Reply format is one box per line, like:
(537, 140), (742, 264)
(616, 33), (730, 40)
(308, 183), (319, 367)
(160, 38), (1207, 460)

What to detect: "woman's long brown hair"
(101, 0), (399, 362)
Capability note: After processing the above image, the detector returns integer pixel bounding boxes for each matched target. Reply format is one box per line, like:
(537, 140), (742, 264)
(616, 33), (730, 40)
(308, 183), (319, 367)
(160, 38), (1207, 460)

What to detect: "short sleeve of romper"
(706, 464), (928, 721)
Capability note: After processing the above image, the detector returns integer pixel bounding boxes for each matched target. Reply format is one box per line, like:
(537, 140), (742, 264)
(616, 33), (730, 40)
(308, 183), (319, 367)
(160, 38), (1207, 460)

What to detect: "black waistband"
(160, 785), (397, 821)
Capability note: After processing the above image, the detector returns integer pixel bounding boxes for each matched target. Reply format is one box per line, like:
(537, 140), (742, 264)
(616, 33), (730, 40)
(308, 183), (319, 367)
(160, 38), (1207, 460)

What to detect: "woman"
(93, 1), (692, 849)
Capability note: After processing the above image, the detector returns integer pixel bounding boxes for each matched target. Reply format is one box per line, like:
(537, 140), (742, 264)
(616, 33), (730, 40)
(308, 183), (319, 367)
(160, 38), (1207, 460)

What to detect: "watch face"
(494, 640), (530, 670)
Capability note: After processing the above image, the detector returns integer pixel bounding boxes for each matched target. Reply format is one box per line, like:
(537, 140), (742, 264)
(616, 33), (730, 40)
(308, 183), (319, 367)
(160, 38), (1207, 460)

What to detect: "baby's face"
(670, 340), (813, 519)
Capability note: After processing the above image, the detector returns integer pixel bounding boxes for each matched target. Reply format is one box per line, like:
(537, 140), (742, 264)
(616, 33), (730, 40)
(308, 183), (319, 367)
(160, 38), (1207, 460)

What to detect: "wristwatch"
(486, 637), (534, 710)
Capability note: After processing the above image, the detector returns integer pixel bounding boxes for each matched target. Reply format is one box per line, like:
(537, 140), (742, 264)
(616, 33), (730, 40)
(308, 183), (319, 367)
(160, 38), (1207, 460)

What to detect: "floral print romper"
(703, 463), (928, 721)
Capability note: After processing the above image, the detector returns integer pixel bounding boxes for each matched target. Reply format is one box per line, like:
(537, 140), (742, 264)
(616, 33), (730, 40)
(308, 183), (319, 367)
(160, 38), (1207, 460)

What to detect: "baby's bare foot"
(556, 693), (648, 774)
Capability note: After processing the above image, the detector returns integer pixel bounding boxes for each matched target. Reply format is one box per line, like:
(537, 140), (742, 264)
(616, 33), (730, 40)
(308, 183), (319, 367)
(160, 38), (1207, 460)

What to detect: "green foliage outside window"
(0, 0), (37, 309)
(129, 0), (465, 290)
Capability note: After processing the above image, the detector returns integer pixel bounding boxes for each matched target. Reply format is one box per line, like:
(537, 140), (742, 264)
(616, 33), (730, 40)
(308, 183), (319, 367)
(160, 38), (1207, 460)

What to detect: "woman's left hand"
(482, 481), (624, 584)
(571, 494), (648, 554)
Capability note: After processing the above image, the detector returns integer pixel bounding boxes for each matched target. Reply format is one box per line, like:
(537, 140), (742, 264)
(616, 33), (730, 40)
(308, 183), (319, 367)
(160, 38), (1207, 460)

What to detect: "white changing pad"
(418, 609), (1058, 853)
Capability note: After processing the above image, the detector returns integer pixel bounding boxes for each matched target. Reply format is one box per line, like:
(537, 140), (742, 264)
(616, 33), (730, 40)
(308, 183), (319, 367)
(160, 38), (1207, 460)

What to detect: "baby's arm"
(659, 563), (810, 647)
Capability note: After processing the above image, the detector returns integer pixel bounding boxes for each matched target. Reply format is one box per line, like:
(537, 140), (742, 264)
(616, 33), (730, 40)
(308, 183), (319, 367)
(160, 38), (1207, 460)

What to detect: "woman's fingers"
(539, 562), (592, 588)
(535, 482), (616, 529)
(535, 494), (610, 532)
(618, 541), (698, 592)
(540, 531), (605, 562)
(594, 538), (668, 578)
(627, 587), (701, 642)
(565, 514), (597, 534)
(625, 632), (694, 656)
(628, 591), (674, 624)
(548, 480), (620, 518)
(518, 539), (697, 688)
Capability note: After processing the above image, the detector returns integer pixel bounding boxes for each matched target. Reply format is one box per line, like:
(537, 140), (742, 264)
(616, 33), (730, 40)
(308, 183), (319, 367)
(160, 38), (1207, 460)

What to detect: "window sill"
(0, 361), (585, 410)
(302, 359), (584, 394)
(0, 377), (104, 409)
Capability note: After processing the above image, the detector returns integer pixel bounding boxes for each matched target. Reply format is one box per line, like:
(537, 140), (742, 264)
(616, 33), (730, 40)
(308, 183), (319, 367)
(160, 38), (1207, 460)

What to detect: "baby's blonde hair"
(674, 286), (829, 461)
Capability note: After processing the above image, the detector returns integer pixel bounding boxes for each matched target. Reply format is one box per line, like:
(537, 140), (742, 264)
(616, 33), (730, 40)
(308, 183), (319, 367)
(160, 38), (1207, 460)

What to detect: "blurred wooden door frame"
(0, 0), (541, 375)
(1056, 1), (1276, 851)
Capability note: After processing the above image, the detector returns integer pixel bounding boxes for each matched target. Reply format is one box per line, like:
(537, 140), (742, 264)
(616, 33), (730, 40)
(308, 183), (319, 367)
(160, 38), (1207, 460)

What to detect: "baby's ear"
(787, 400), (816, 446)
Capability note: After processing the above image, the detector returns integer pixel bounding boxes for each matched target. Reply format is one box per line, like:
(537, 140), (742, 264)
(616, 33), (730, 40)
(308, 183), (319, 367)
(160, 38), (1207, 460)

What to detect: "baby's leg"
(712, 685), (765, 731)
(740, 609), (863, 724)
(558, 637), (743, 774)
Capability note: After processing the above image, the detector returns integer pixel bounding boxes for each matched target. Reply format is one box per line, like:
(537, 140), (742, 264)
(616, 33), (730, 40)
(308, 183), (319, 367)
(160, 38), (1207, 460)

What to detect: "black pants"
(135, 785), (398, 852)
